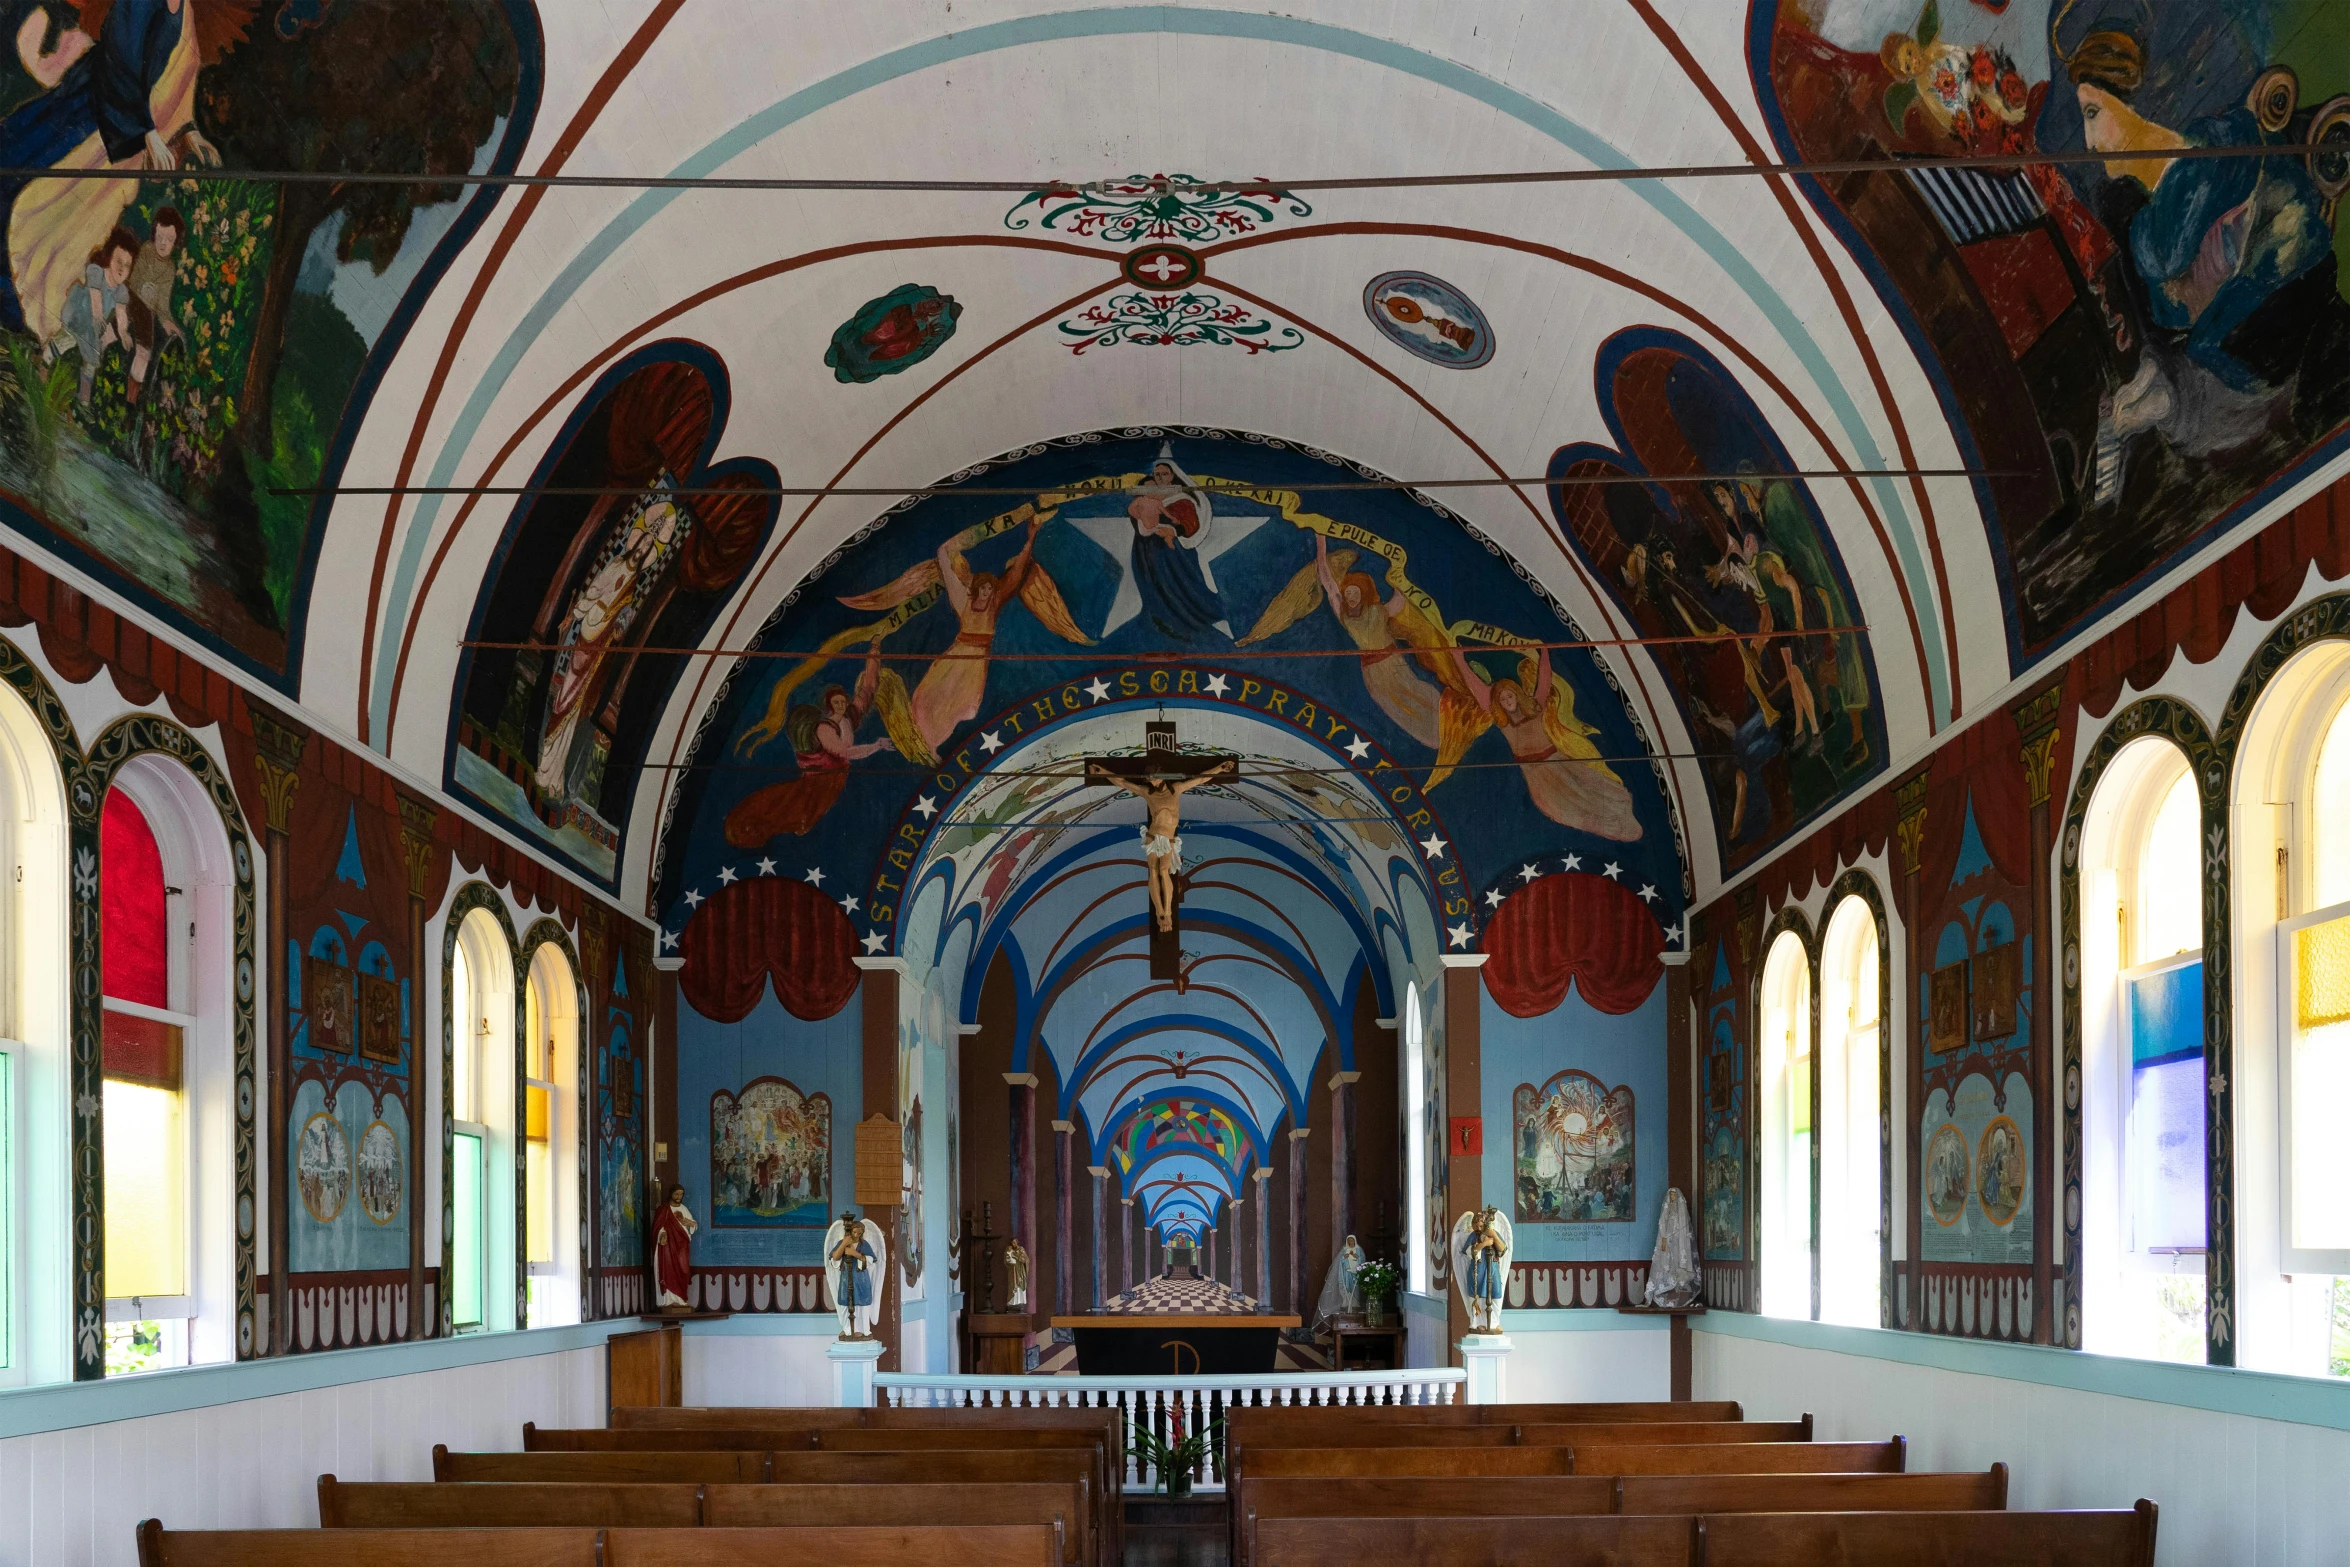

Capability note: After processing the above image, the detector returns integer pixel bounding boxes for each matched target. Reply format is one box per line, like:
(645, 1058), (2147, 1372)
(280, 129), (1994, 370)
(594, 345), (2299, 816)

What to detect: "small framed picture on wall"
(304, 955), (353, 1055)
(1971, 943), (2019, 1041)
(1927, 959), (1967, 1052)
(358, 971), (402, 1064)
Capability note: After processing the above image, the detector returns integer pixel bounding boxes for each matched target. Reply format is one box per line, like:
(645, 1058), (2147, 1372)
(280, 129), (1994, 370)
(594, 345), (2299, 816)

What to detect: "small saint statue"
(1096, 756), (1235, 931)
(824, 1209), (887, 1339)
(1004, 1235), (1031, 1310)
(1450, 1205), (1514, 1335)
(651, 1184), (697, 1311)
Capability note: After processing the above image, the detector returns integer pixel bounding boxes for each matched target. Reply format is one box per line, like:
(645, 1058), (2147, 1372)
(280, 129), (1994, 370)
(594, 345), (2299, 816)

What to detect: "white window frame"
(2276, 897), (2350, 1277)
(2114, 946), (2208, 1280)
(1757, 929), (1813, 1321)
(1817, 897), (1882, 1329)
(1403, 981), (1427, 1296)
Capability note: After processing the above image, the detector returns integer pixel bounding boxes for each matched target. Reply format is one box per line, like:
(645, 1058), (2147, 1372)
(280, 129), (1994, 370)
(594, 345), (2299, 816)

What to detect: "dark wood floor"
(1125, 1494), (1227, 1567)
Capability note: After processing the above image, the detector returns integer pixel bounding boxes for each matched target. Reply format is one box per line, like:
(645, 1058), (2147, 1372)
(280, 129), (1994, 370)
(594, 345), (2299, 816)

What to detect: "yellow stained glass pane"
(104, 1079), (184, 1299)
(525, 1136), (553, 1265)
(2298, 915), (2350, 1030)
(526, 1082), (550, 1144)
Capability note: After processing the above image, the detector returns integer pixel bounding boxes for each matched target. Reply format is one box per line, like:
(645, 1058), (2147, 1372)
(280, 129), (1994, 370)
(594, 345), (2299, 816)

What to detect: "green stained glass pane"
(453, 1129), (484, 1330)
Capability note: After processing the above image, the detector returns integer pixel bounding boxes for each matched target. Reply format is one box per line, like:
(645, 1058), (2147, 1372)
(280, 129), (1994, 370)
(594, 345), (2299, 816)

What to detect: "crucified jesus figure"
(1096, 758), (1236, 932)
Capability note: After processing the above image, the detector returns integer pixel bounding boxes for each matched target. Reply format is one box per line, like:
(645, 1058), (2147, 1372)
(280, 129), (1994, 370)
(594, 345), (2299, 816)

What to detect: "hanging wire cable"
(460, 625), (1865, 660)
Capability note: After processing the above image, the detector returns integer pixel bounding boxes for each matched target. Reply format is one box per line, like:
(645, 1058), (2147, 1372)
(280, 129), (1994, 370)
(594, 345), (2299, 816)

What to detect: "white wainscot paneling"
(1505, 1321), (1670, 1404)
(0, 1344), (606, 1567)
(1696, 1323), (2350, 1566)
(680, 1330), (836, 1409)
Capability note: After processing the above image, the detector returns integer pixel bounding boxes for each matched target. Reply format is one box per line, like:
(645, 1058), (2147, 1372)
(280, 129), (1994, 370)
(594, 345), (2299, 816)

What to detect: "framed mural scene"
(1512, 1069), (1635, 1223)
(0, 0), (539, 685)
(1972, 942), (2020, 1040)
(709, 1076), (830, 1227)
(303, 953), (351, 1056)
(1751, 1), (2350, 664)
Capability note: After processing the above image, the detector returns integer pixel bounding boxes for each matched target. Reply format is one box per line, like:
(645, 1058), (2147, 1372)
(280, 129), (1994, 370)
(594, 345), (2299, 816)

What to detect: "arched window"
(2079, 739), (2206, 1363)
(523, 941), (579, 1328)
(448, 907), (517, 1333)
(99, 759), (235, 1373)
(1818, 894), (1883, 1328)
(1758, 928), (1813, 1319)
(0, 680), (68, 1388)
(1403, 980), (1428, 1296)
(2230, 647), (2350, 1377)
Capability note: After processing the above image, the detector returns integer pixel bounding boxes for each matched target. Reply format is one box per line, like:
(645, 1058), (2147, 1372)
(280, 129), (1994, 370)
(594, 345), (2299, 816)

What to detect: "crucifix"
(1085, 720), (1235, 977)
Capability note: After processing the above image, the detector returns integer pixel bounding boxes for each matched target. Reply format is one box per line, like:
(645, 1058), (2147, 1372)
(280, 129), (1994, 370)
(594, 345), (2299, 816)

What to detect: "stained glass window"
(2124, 960), (2206, 1256)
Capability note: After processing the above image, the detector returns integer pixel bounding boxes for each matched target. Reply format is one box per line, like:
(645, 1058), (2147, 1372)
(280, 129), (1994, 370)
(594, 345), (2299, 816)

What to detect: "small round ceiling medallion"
(1364, 271), (1495, 368)
(1122, 244), (1204, 291)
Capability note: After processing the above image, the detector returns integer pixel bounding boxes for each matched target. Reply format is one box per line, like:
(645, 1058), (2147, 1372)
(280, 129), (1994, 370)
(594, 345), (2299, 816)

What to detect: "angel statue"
(823, 1208), (887, 1340)
(1003, 1235), (1030, 1310)
(1449, 1205), (1514, 1335)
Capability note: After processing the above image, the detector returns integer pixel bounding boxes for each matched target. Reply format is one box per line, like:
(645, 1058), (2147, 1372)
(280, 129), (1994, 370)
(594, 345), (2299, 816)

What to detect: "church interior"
(3, 1), (2350, 1562)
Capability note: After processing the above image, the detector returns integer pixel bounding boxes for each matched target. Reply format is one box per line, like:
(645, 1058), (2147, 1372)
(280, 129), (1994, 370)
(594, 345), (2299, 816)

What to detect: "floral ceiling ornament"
(1005, 173), (1311, 244)
(1059, 291), (1306, 356)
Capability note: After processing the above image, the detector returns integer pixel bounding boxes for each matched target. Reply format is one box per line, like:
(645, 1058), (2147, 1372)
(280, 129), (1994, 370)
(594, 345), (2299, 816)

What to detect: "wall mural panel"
(1511, 1069), (1635, 1224)
(1550, 328), (1885, 874)
(0, 0), (539, 687)
(451, 346), (779, 888)
(709, 1076), (830, 1228)
(1751, 0), (2350, 666)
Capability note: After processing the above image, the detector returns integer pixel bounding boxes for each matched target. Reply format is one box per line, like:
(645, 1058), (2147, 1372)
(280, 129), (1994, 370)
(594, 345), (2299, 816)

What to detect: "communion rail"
(873, 1367), (1468, 1491)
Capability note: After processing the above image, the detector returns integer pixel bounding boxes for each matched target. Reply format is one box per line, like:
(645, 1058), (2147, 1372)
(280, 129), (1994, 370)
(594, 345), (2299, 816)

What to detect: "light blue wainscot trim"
(1505, 1310), (1668, 1332)
(678, 1314), (844, 1337)
(1697, 1310), (2350, 1435)
(0, 1318), (644, 1442)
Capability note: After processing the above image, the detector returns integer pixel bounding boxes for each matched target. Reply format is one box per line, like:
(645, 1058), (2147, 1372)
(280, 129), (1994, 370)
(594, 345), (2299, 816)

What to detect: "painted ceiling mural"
(0, 0), (538, 687)
(1752, 0), (2350, 666)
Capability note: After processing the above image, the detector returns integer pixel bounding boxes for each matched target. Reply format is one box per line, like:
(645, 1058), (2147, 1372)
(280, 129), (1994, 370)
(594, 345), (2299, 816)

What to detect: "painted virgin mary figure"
(0, 0), (234, 340)
(536, 489), (689, 800)
(1126, 446), (1230, 641)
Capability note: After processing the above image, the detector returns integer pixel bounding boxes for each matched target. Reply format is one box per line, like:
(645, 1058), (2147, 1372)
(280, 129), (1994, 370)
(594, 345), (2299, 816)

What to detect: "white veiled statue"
(1312, 1233), (1365, 1329)
(1644, 1187), (1701, 1308)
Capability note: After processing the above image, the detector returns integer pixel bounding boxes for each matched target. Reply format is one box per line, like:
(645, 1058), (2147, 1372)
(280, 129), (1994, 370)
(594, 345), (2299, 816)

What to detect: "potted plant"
(1356, 1257), (1402, 1327)
(1130, 1404), (1219, 1498)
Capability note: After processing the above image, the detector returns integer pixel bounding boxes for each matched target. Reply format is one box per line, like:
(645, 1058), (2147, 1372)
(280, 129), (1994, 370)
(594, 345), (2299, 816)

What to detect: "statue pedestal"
(1457, 1333), (1513, 1405)
(826, 1336), (885, 1408)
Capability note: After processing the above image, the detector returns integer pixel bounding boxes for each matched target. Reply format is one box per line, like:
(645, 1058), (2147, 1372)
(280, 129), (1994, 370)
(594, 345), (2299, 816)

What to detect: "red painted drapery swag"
(678, 874), (857, 1023)
(1482, 870), (1664, 1017)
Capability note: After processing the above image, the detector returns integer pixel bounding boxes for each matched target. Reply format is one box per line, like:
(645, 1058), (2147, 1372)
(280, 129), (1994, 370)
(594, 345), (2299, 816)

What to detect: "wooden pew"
(317, 1477), (1085, 1564)
(602, 1524), (1059, 1567)
(1232, 1467), (2005, 1567)
(319, 1476), (702, 1528)
(432, 1446), (768, 1483)
(137, 1523), (599, 1567)
(1219, 1401), (1740, 1430)
(1233, 1418), (1806, 1448)
(765, 1449), (1104, 1565)
(1250, 1513), (1697, 1567)
(1570, 1438), (1906, 1474)
(1615, 1465), (2007, 1513)
(1242, 1445), (1578, 1477)
(1695, 1501), (2159, 1566)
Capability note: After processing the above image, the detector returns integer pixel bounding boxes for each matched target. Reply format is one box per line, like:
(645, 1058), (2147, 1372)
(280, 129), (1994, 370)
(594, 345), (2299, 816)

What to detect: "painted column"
(1120, 1195), (1134, 1295)
(250, 708), (307, 1360)
(1894, 771), (1929, 1332)
(1227, 1198), (1244, 1290)
(1661, 947), (1693, 1398)
(1287, 1127), (1310, 1316)
(855, 957), (906, 1372)
(1088, 1165), (1108, 1310)
(1441, 954), (1488, 1361)
(2014, 684), (2063, 1346)
(1253, 1165), (1272, 1305)
(1005, 1071), (1037, 1276)
(1329, 1068), (1360, 1248)
(1053, 1120), (1075, 1318)
(396, 792), (436, 1340)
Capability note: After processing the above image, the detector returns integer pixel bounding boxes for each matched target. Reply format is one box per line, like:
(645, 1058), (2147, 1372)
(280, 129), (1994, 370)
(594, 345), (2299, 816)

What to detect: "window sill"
(1695, 1309), (2350, 1434)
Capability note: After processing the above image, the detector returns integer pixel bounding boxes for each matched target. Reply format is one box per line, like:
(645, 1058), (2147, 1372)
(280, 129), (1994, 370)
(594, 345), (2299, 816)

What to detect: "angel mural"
(1241, 523), (1640, 841)
(728, 508), (1091, 838)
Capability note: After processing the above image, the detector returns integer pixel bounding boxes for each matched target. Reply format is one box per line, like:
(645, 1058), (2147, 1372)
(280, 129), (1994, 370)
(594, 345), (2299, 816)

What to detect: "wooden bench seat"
(1570, 1438), (1905, 1474)
(318, 1478), (1085, 1564)
(1236, 1418), (1806, 1448)
(1232, 1466), (2004, 1566)
(1223, 1401), (1740, 1431)
(432, 1446), (768, 1484)
(1246, 1504), (2157, 1567)
(140, 1522), (1060, 1567)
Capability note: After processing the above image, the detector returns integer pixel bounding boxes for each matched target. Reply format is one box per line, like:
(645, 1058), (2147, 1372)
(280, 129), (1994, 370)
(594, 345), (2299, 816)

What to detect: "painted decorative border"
(80, 714), (258, 1376)
(440, 883), (522, 1337)
(519, 917), (589, 1327)
(1823, 869), (1896, 1331)
(2058, 696), (2226, 1361)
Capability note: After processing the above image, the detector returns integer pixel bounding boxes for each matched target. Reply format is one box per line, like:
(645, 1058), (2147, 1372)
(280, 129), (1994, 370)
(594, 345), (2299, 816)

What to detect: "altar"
(1051, 1258), (1299, 1375)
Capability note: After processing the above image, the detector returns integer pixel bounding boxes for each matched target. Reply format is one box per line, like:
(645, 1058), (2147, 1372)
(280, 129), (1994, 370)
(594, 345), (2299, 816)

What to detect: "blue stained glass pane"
(2126, 961), (2207, 1253)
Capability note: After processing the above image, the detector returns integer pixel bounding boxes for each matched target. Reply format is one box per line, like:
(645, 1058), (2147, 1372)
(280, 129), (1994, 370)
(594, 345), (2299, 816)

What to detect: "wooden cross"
(1084, 720), (1234, 979)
